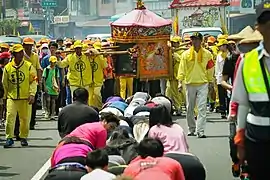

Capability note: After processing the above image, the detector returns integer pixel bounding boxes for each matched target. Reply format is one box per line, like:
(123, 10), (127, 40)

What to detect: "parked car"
(20, 35), (50, 43)
(0, 35), (22, 46)
(181, 27), (223, 39)
(86, 34), (111, 41)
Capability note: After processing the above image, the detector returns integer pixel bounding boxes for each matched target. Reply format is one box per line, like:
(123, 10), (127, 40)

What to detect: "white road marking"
(31, 158), (51, 180)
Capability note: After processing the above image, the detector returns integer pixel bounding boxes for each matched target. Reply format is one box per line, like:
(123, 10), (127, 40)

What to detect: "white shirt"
(100, 107), (123, 117)
(215, 53), (226, 85)
(80, 169), (116, 180)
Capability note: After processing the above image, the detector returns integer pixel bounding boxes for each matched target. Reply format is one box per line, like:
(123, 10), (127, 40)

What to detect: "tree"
(0, 19), (20, 35)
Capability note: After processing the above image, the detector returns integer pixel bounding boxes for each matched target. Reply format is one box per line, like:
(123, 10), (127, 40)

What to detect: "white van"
(181, 27), (223, 39)
(86, 34), (111, 41)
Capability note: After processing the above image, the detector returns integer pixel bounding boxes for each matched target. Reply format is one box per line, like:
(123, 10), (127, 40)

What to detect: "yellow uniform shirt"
(177, 47), (214, 84)
(172, 49), (184, 79)
(3, 60), (37, 100)
(91, 55), (108, 86)
(57, 53), (93, 87)
(23, 52), (41, 70)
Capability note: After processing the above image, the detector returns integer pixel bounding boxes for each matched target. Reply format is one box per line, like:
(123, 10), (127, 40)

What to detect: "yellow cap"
(0, 43), (10, 49)
(36, 42), (41, 47)
(73, 40), (82, 48)
(49, 56), (57, 63)
(93, 41), (102, 50)
(184, 34), (191, 41)
(107, 37), (114, 43)
(11, 44), (24, 53)
(23, 37), (35, 45)
(217, 34), (228, 41)
(216, 39), (228, 47)
(82, 44), (89, 52)
(170, 36), (181, 43)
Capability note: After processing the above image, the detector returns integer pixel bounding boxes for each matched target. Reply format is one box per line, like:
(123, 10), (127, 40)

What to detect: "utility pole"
(1, 0), (6, 20)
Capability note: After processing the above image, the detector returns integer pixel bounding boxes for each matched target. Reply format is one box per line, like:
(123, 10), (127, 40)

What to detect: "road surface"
(0, 111), (234, 180)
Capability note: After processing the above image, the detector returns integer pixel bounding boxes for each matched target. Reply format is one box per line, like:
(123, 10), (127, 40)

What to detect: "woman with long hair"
(215, 39), (230, 119)
(148, 105), (189, 153)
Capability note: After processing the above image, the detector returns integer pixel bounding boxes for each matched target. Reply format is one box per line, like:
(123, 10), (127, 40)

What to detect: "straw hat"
(227, 26), (254, 40)
(239, 30), (263, 44)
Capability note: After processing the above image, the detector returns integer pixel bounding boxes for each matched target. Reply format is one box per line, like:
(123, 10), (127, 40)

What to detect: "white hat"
(41, 43), (49, 49)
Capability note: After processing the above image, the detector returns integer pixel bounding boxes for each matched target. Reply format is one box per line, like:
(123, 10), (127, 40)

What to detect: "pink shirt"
(52, 143), (92, 167)
(149, 124), (189, 153)
(68, 122), (107, 149)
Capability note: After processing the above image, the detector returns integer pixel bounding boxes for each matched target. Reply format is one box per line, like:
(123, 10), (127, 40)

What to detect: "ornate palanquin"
(110, 0), (173, 79)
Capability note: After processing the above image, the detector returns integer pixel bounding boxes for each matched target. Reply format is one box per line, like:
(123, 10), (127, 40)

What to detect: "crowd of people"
(0, 2), (269, 180)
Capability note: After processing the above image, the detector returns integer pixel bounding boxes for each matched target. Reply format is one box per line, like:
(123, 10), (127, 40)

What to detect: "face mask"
(42, 49), (49, 54)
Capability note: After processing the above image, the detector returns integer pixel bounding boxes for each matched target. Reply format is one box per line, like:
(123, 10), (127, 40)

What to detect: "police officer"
(2, 44), (37, 148)
(232, 2), (270, 179)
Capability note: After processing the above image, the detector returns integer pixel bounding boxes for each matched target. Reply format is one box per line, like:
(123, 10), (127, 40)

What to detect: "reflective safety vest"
(243, 48), (270, 126)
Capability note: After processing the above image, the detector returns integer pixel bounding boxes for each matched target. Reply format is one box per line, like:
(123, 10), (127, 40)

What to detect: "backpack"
(43, 68), (58, 92)
(45, 67), (58, 81)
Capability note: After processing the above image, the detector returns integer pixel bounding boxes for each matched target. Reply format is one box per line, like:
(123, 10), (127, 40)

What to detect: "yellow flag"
(29, 22), (35, 33)
(17, 31), (20, 36)
(173, 16), (179, 36)
(219, 8), (228, 35)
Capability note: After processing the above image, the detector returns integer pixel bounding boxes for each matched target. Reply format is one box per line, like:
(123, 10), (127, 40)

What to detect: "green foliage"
(0, 19), (20, 35)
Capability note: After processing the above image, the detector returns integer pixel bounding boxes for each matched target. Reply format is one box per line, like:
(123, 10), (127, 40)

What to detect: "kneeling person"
(81, 149), (116, 180)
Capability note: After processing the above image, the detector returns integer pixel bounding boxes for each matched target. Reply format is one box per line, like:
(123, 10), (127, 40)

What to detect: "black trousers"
(102, 79), (115, 103)
(30, 92), (38, 127)
(245, 137), (270, 180)
(44, 170), (86, 180)
(55, 86), (66, 115)
(229, 122), (239, 164)
(14, 114), (19, 137)
(165, 153), (206, 180)
(217, 85), (228, 114)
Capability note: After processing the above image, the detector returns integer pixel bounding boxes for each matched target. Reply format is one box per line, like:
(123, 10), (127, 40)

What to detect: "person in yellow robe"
(88, 42), (108, 109)
(166, 36), (185, 115)
(56, 41), (93, 101)
(3, 44), (37, 148)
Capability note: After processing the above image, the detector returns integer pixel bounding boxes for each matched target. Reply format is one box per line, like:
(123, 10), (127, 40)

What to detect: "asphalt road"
(0, 111), (234, 180)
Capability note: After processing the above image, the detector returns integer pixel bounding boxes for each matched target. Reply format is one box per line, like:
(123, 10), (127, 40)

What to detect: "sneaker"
(15, 136), (21, 141)
(221, 113), (227, 119)
(3, 138), (14, 148)
(197, 134), (207, 138)
(20, 138), (28, 147)
(44, 112), (49, 119)
(187, 132), (196, 136)
(50, 116), (55, 121)
(232, 163), (240, 177)
(240, 162), (249, 180)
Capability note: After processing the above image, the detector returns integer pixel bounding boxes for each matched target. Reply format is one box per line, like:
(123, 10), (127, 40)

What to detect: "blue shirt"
(108, 101), (128, 113)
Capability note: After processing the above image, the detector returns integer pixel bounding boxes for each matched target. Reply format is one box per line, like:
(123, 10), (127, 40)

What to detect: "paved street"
(0, 111), (234, 180)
